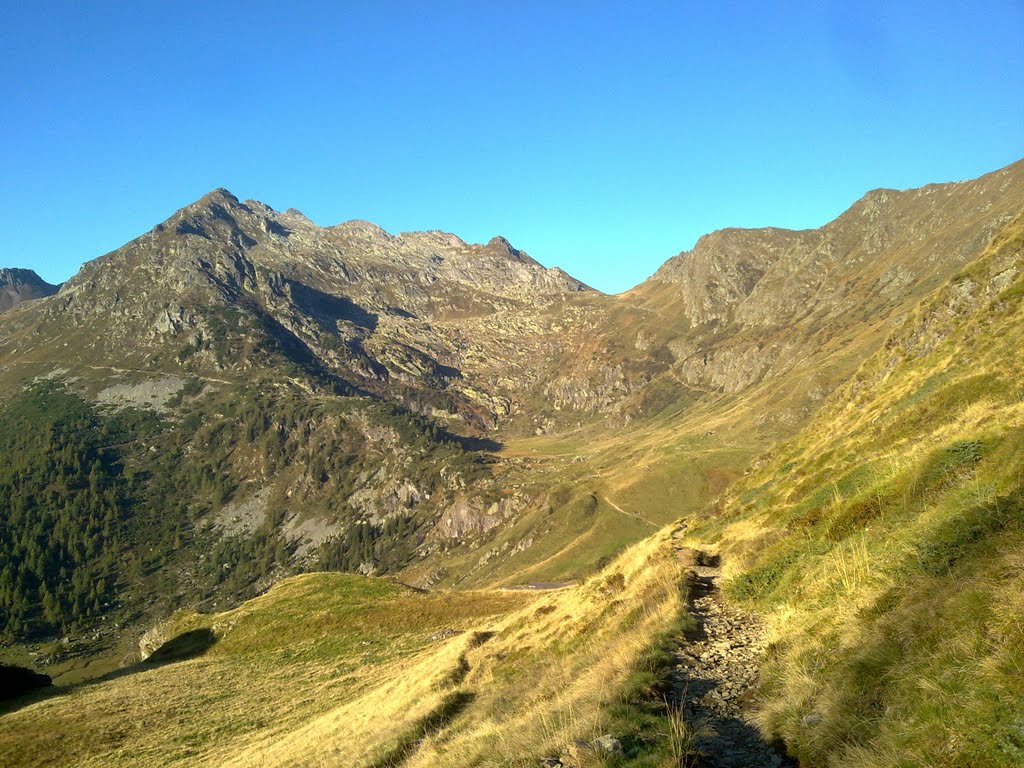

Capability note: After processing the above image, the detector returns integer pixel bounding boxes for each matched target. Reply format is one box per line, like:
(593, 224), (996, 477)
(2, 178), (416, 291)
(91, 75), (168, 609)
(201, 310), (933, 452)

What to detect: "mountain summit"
(0, 268), (59, 313)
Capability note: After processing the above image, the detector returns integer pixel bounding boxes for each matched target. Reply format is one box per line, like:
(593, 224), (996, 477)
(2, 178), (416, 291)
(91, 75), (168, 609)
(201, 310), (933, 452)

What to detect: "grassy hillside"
(0, 529), (690, 768)
(405, 388), (760, 590)
(686, 212), (1024, 766)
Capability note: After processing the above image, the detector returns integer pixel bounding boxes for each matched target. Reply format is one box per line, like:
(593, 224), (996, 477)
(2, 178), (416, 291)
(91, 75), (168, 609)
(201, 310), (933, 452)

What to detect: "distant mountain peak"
(396, 229), (466, 249)
(182, 187), (251, 220)
(331, 219), (394, 240)
(196, 187), (241, 206)
(0, 268), (60, 314)
(1, 267), (47, 283)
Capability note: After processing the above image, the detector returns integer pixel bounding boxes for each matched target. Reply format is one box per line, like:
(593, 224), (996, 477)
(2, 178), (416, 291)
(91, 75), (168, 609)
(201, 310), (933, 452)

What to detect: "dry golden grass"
(0, 530), (685, 768)
(0, 575), (534, 767)
(400, 529), (684, 768)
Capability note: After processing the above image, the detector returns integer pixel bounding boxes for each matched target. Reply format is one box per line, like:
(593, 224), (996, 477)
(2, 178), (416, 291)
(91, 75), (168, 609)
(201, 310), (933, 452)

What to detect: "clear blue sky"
(2, 2), (1023, 293)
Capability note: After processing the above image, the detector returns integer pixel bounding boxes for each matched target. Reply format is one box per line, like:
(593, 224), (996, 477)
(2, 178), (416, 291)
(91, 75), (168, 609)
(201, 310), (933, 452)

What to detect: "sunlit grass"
(0, 532), (688, 768)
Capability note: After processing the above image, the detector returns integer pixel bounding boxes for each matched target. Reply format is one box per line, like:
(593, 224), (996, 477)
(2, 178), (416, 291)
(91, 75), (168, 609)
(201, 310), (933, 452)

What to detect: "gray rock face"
(590, 735), (624, 755)
(138, 623), (170, 662)
(0, 268), (59, 313)
(651, 227), (813, 325)
(429, 495), (526, 540)
(648, 166), (1024, 332)
(619, 158), (1024, 403)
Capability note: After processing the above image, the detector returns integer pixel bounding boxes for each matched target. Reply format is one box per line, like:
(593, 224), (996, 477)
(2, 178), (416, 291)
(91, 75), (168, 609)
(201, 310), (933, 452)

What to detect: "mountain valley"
(2, 158), (1024, 767)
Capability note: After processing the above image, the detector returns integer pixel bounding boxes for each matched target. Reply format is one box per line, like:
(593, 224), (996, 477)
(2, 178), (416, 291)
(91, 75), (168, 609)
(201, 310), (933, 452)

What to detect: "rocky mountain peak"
(0, 268), (60, 314)
(197, 187), (240, 206)
(167, 188), (251, 228)
(281, 208), (316, 227)
(483, 235), (534, 265)
(330, 219), (393, 240)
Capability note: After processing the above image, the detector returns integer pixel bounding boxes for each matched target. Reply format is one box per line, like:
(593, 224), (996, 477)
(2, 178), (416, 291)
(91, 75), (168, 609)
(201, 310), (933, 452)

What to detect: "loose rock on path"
(671, 553), (795, 768)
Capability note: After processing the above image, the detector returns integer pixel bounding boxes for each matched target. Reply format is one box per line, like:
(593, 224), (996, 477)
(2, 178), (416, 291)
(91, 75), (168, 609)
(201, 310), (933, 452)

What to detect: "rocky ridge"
(625, 159), (1024, 402)
(4, 162), (1024, 435)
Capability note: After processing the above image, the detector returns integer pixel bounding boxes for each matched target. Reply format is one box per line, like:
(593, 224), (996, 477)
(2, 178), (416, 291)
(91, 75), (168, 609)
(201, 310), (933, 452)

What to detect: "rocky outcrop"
(138, 622), (172, 661)
(429, 495), (526, 540)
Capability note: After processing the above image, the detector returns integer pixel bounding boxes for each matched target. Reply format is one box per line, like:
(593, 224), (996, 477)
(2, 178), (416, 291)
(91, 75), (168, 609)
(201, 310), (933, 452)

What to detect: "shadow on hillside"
(80, 628), (218, 686)
(144, 628), (217, 664)
(0, 664), (52, 701)
(676, 669), (797, 767)
(451, 433), (503, 452)
(683, 698), (796, 768)
(369, 690), (476, 768)
(675, 567), (797, 767)
(0, 629), (219, 718)
(252, 305), (372, 397)
(288, 281), (378, 332)
(0, 664), (53, 716)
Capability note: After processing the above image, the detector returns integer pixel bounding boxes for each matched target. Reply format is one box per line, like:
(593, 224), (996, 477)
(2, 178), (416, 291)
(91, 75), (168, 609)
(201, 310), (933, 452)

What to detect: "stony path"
(671, 561), (794, 768)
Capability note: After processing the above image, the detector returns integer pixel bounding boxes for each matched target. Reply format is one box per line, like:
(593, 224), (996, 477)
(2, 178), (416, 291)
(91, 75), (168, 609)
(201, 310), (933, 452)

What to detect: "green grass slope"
(689, 212), (1024, 766)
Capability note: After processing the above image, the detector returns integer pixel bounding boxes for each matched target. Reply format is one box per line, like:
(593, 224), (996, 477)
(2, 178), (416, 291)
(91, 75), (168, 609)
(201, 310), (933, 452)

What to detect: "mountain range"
(2, 158), (1024, 767)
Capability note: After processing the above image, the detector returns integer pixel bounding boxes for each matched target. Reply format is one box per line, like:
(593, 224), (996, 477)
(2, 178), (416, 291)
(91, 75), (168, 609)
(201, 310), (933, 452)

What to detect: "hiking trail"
(671, 547), (795, 768)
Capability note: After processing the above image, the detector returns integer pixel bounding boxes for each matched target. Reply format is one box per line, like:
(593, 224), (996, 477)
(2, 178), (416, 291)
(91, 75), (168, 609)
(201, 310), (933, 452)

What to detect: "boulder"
(592, 734), (625, 755)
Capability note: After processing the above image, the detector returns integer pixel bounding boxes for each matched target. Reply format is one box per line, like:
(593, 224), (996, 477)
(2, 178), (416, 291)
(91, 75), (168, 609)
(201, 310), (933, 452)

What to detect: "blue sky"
(2, 2), (1023, 293)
